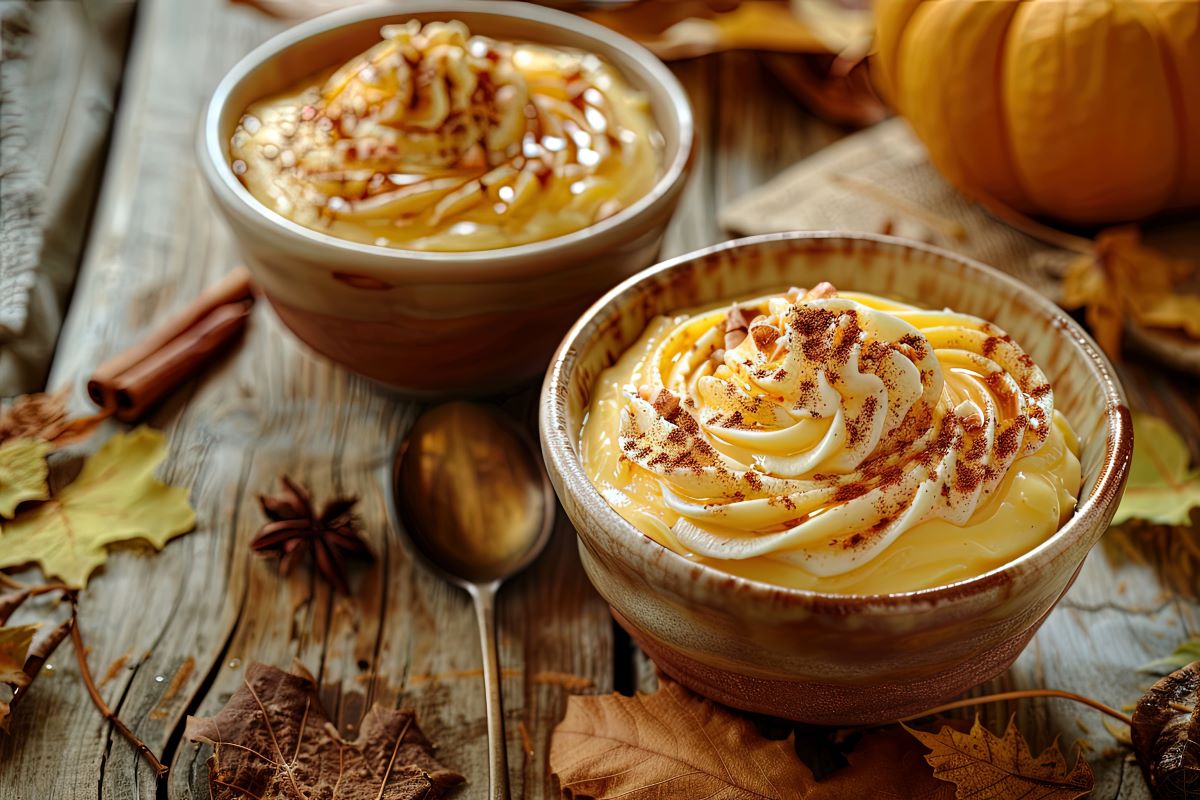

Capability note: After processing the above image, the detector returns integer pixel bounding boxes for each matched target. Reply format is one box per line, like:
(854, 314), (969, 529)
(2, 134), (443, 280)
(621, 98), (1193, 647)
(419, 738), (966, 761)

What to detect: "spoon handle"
(472, 584), (511, 800)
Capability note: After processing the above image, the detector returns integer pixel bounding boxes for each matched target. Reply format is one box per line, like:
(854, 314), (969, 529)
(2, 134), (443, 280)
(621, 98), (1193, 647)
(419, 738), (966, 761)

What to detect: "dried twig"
(69, 604), (168, 779)
(904, 688), (1133, 728)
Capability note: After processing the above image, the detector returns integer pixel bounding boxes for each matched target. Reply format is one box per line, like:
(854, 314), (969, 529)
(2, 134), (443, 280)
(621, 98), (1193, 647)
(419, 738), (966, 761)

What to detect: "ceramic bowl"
(199, 1), (692, 394)
(540, 232), (1131, 725)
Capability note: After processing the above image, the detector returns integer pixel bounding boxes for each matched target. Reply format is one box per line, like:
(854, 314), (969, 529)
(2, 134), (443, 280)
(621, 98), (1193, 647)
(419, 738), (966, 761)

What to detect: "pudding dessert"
(581, 283), (1082, 594)
(230, 20), (662, 251)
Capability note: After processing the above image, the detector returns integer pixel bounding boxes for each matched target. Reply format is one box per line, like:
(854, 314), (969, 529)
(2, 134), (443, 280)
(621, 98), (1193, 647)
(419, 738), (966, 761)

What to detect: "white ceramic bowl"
(200, 1), (693, 393)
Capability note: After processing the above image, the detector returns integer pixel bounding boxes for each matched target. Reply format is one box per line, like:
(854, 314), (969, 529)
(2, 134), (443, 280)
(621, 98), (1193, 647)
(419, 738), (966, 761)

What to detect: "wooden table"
(2, 0), (1196, 797)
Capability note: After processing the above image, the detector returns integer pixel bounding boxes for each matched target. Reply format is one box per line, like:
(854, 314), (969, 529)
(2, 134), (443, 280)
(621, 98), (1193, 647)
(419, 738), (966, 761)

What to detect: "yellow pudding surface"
(581, 285), (1082, 595)
(230, 20), (661, 251)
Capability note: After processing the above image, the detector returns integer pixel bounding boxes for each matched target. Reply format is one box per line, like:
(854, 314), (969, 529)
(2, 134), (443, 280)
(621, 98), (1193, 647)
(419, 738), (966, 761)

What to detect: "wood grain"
(0, 1), (1196, 799)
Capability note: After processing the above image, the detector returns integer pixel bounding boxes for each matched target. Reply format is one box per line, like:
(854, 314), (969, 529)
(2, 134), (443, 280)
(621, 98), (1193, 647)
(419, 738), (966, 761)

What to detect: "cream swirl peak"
(582, 284), (1081, 594)
(230, 21), (661, 251)
(320, 21), (530, 170)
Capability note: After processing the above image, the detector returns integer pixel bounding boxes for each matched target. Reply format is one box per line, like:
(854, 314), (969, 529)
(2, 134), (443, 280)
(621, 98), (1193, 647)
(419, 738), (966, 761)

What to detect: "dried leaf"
(1062, 251), (1123, 358)
(0, 624), (36, 686)
(1141, 639), (1200, 676)
(0, 584), (73, 736)
(0, 427), (196, 587)
(186, 662), (463, 800)
(906, 715), (1093, 800)
(0, 622), (37, 733)
(581, 1), (829, 60)
(551, 676), (955, 799)
(808, 724), (959, 799)
(0, 391), (107, 449)
(0, 439), (50, 518)
(1132, 660), (1200, 799)
(1112, 412), (1200, 526)
(1059, 226), (1199, 359)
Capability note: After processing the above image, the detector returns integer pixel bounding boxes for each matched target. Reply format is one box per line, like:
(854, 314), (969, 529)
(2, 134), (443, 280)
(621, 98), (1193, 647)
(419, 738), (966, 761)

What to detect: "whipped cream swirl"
(615, 285), (1057, 578)
(230, 20), (661, 251)
(321, 21), (529, 171)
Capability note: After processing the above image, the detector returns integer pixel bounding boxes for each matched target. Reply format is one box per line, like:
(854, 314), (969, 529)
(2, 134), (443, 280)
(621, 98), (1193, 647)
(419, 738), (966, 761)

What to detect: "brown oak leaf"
(551, 675), (956, 799)
(1132, 659), (1200, 799)
(906, 715), (1093, 800)
(186, 662), (463, 800)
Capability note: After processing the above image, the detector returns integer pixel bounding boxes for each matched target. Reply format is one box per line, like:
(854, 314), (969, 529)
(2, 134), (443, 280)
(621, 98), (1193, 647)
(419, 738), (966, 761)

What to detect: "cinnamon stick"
(87, 268), (255, 422)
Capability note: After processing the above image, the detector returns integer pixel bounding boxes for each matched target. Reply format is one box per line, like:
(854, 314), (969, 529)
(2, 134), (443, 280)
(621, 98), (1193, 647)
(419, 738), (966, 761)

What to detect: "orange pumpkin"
(872, 0), (1200, 226)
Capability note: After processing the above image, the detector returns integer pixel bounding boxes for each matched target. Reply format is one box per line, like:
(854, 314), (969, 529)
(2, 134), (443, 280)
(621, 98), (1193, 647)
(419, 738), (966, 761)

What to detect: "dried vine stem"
(904, 688), (1134, 727)
(69, 604), (168, 779)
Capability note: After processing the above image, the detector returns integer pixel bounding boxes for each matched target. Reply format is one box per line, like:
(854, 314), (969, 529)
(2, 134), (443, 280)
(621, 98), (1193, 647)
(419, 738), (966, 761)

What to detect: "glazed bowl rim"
(199, 0), (694, 278)
(540, 230), (1132, 612)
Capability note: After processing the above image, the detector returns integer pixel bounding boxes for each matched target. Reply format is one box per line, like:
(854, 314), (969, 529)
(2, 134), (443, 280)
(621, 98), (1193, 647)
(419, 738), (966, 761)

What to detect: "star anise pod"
(252, 476), (372, 594)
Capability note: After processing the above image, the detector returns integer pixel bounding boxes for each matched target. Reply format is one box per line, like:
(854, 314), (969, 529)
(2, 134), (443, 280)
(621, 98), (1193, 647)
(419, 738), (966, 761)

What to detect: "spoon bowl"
(393, 401), (555, 799)
(396, 403), (554, 586)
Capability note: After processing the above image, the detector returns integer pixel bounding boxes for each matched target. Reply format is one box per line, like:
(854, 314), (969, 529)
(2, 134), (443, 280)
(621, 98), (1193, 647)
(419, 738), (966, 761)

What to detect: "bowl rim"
(199, 0), (694, 275)
(540, 230), (1133, 612)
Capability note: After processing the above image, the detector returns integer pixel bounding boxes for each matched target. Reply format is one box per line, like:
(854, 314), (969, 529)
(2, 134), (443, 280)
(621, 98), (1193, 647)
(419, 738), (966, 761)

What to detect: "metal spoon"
(393, 402), (555, 800)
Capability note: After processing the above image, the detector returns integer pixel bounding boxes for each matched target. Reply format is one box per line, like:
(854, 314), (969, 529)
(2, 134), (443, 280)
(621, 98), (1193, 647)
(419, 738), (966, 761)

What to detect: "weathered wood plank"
(2, 2), (1195, 798)
(1, 1), (613, 798)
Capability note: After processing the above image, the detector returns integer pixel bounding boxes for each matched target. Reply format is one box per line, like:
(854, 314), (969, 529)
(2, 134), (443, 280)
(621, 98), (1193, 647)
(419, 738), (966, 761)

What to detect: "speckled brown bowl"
(540, 232), (1131, 725)
(199, 1), (692, 394)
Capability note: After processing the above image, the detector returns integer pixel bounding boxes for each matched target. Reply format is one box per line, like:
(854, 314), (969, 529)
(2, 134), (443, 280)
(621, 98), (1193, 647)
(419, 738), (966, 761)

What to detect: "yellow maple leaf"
(1112, 412), (1200, 526)
(0, 439), (50, 519)
(906, 715), (1093, 800)
(0, 427), (196, 588)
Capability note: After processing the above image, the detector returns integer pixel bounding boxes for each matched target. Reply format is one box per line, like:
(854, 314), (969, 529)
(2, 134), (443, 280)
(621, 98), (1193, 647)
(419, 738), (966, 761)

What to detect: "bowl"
(540, 232), (1131, 725)
(199, 1), (693, 394)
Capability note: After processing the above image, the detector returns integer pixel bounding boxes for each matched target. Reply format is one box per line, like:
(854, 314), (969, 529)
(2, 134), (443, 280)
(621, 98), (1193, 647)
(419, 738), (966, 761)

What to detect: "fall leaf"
(0, 426), (196, 587)
(1131, 660), (1200, 800)
(0, 622), (38, 733)
(186, 662), (463, 800)
(906, 715), (1093, 800)
(0, 391), (107, 449)
(1141, 638), (1200, 676)
(0, 624), (37, 685)
(1060, 226), (1198, 359)
(0, 439), (50, 518)
(804, 723), (959, 799)
(550, 675), (955, 799)
(1111, 412), (1200, 526)
(0, 599), (73, 736)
